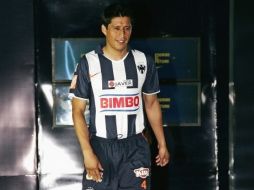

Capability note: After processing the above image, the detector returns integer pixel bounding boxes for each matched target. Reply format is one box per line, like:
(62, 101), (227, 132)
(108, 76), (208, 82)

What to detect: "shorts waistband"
(90, 133), (143, 142)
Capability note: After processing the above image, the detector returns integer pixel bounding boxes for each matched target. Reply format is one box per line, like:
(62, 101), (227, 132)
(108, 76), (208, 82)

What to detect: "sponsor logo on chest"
(108, 79), (133, 88)
(100, 94), (140, 112)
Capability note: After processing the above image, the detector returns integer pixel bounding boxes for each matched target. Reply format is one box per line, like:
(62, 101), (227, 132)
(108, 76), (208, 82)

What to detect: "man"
(72, 3), (170, 190)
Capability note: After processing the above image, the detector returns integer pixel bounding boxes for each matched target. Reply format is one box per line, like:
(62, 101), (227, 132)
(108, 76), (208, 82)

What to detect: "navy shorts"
(82, 133), (151, 190)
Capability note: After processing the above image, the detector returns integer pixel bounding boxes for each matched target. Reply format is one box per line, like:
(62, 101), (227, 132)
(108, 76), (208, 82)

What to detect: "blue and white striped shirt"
(74, 46), (160, 139)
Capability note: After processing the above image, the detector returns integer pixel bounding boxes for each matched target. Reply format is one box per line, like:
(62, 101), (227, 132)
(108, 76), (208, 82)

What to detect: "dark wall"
(232, 0), (254, 189)
(0, 0), (36, 189)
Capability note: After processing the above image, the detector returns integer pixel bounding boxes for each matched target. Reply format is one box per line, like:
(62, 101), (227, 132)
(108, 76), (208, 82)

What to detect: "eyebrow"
(111, 24), (132, 27)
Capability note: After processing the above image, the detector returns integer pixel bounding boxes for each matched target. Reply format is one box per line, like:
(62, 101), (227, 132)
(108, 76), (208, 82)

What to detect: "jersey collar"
(95, 44), (132, 55)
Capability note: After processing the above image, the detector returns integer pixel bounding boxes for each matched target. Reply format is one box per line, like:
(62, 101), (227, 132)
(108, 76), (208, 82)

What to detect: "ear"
(101, 24), (107, 36)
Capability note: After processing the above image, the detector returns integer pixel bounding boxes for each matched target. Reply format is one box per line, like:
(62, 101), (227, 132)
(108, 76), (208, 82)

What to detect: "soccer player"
(72, 3), (170, 190)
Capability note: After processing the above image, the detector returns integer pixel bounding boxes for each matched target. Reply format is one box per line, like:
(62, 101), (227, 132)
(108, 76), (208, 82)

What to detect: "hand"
(155, 145), (170, 167)
(84, 151), (104, 182)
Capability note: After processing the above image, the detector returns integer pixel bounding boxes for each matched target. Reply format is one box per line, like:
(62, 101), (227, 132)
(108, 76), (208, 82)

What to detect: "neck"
(103, 46), (128, 61)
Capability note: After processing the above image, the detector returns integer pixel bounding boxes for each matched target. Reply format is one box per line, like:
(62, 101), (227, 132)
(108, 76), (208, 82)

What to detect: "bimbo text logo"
(100, 94), (139, 112)
(134, 167), (150, 179)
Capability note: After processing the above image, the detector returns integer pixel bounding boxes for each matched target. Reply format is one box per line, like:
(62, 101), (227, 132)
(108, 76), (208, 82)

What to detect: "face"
(102, 16), (132, 54)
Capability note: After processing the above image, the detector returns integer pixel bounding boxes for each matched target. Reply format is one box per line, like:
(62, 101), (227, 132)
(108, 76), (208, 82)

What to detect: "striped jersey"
(74, 45), (160, 139)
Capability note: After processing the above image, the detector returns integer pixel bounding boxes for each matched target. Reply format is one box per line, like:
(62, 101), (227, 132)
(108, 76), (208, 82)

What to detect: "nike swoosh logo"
(89, 72), (100, 78)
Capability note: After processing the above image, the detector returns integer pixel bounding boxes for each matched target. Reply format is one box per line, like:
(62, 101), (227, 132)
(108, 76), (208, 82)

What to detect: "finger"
(161, 160), (166, 166)
(94, 169), (102, 182)
(98, 162), (104, 171)
(88, 170), (95, 181)
(161, 158), (169, 166)
(156, 159), (161, 164)
(155, 156), (161, 163)
(90, 170), (99, 182)
(86, 171), (93, 180)
(86, 174), (93, 180)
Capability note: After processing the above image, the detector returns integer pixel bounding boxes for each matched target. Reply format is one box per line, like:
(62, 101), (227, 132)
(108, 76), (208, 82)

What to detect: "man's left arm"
(143, 94), (170, 167)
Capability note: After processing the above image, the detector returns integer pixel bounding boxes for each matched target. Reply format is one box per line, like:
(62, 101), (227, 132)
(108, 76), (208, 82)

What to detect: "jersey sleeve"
(73, 56), (91, 100)
(142, 55), (160, 94)
(68, 63), (79, 97)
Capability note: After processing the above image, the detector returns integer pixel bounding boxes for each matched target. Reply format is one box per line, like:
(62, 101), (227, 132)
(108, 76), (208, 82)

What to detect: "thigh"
(82, 138), (117, 190)
(118, 136), (151, 190)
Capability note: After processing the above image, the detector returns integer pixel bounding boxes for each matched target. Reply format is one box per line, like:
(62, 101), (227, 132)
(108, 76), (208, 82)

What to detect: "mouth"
(117, 39), (126, 44)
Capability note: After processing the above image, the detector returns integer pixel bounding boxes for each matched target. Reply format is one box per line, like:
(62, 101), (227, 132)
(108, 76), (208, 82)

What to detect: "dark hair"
(101, 3), (133, 27)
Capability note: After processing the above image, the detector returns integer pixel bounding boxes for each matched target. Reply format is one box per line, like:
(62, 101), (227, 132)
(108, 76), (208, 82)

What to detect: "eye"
(113, 26), (121, 31)
(124, 26), (131, 32)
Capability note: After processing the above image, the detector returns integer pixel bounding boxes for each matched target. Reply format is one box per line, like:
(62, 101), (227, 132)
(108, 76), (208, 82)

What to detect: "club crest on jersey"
(134, 167), (150, 179)
(108, 79), (133, 88)
(137, 64), (146, 74)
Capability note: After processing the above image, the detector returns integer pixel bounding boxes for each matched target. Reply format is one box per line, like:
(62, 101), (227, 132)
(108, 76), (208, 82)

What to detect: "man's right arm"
(72, 97), (103, 182)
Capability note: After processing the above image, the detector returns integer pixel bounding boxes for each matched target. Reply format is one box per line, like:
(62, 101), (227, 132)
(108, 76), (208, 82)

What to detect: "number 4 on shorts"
(141, 179), (147, 189)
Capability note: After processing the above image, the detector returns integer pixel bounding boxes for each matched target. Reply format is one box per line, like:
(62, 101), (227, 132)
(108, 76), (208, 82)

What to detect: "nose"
(120, 28), (126, 37)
